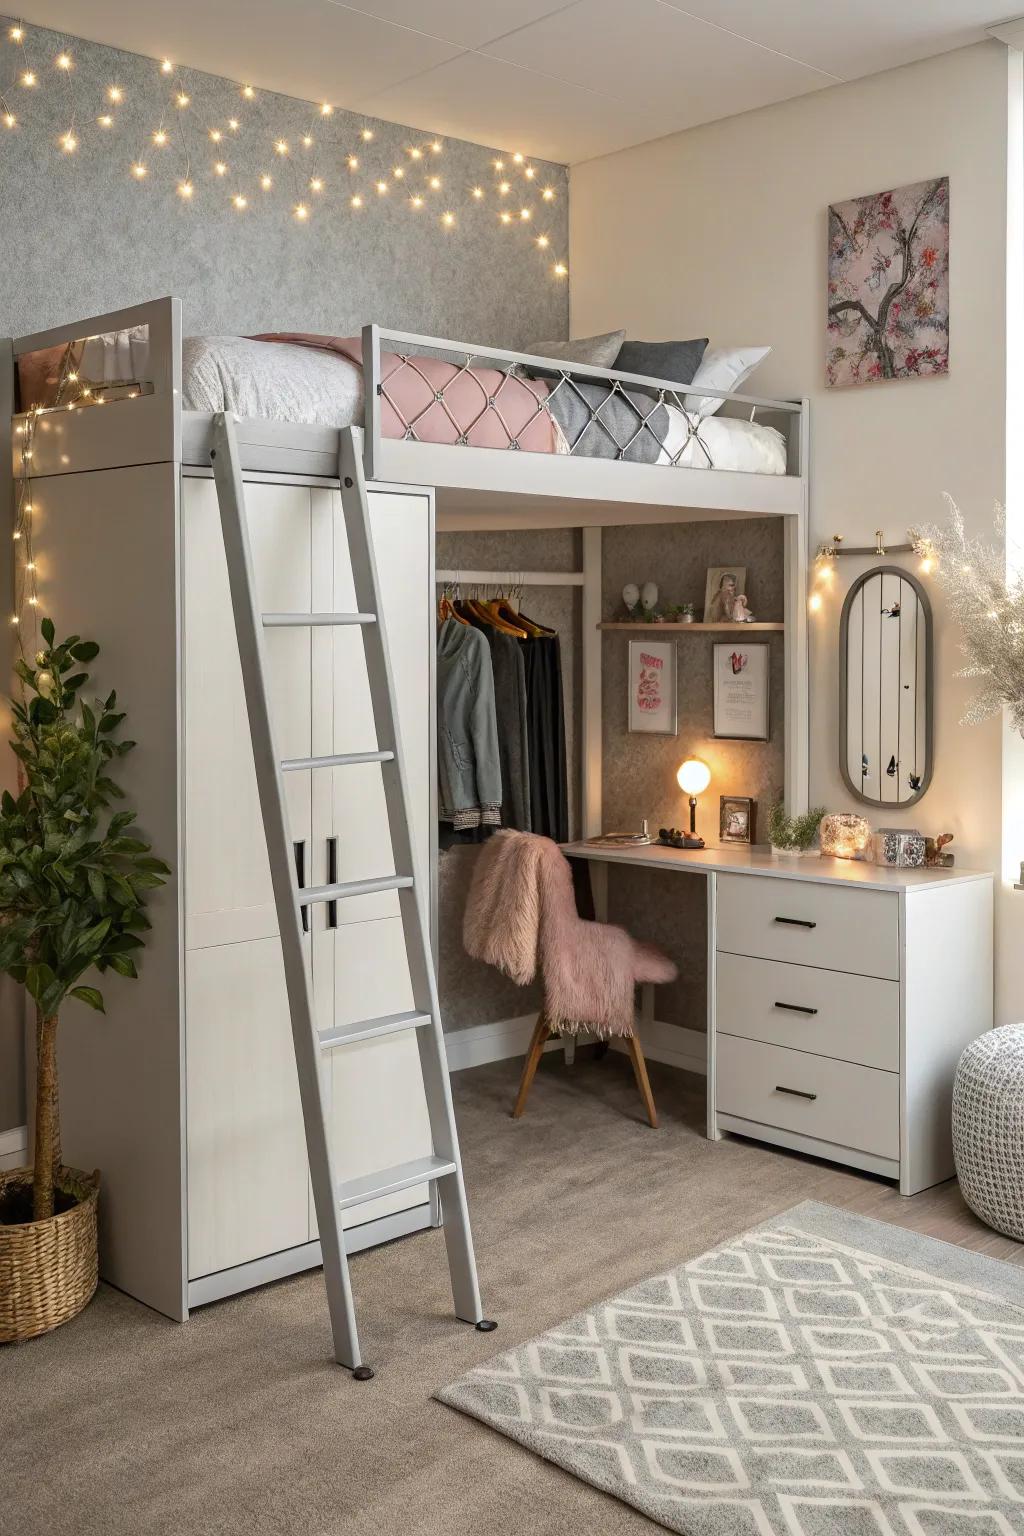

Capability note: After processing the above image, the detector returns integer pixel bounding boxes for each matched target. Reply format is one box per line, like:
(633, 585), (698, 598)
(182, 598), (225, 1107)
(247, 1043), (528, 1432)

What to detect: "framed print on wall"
(713, 642), (769, 741)
(628, 640), (677, 734)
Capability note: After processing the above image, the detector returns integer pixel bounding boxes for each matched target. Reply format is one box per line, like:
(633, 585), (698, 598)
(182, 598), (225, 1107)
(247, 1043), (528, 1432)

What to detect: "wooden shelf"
(597, 621), (785, 633)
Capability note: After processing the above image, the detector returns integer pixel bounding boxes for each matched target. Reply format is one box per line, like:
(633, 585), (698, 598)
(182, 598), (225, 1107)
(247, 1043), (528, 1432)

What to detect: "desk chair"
(463, 830), (676, 1130)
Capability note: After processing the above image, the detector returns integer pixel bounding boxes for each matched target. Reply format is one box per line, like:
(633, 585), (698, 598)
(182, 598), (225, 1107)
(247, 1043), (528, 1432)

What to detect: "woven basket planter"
(0, 1166), (99, 1343)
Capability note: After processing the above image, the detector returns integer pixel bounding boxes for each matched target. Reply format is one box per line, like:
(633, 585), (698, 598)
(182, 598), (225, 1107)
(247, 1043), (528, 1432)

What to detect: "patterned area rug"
(437, 1202), (1024, 1535)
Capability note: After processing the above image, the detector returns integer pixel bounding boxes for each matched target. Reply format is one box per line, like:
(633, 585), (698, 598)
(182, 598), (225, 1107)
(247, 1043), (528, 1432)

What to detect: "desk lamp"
(676, 758), (711, 837)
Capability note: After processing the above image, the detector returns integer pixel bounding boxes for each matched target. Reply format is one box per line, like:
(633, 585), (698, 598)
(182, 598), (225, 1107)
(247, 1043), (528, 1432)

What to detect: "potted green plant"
(0, 621), (169, 1342)
(767, 801), (826, 858)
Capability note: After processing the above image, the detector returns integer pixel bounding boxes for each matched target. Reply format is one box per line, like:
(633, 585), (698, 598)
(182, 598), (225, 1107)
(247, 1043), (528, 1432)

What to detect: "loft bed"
(4, 292), (809, 809)
(2, 293), (809, 1319)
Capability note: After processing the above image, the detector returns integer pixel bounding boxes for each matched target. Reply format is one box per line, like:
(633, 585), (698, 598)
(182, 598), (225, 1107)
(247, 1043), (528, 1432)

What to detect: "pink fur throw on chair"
(463, 831), (677, 1038)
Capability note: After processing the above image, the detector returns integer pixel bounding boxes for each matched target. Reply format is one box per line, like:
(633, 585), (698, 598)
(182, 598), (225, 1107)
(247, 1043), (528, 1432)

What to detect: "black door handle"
(775, 1085), (817, 1100)
(774, 916), (817, 929)
(773, 1001), (819, 1016)
(293, 840), (308, 933)
(326, 837), (338, 929)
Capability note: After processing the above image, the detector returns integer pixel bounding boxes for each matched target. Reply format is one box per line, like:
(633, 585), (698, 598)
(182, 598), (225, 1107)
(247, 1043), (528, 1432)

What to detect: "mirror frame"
(838, 563), (934, 809)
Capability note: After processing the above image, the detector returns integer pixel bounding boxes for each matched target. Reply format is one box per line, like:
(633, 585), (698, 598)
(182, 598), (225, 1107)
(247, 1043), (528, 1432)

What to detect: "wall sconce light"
(676, 757), (711, 836)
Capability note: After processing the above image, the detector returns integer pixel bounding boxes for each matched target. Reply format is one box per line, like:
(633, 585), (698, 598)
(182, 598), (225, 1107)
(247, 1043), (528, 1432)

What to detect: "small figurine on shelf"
(925, 833), (955, 868)
(622, 582), (640, 618)
(731, 593), (755, 623)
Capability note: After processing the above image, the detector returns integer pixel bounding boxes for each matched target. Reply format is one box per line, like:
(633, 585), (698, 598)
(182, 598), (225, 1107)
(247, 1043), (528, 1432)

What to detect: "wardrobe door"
(310, 487), (434, 1236)
(183, 478), (313, 948)
(183, 477), (314, 1278)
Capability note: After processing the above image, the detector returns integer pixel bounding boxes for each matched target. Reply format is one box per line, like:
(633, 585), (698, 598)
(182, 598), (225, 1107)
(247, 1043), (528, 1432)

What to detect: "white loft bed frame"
(2, 294), (809, 1314)
(4, 294), (810, 821)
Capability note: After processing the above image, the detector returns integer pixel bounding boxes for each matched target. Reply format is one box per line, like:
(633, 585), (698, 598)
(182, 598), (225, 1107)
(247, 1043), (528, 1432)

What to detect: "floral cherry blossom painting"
(827, 176), (949, 387)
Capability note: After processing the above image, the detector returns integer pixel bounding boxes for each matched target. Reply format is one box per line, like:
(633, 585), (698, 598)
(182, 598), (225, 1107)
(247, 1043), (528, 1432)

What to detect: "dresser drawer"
(716, 953), (900, 1072)
(716, 873), (899, 980)
(716, 1035), (899, 1159)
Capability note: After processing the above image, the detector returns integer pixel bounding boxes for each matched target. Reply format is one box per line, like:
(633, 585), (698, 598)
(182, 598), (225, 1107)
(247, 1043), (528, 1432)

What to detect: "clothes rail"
(435, 570), (584, 587)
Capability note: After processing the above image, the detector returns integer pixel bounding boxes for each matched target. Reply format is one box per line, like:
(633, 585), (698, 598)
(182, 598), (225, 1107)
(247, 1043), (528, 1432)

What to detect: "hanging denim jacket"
(437, 618), (502, 830)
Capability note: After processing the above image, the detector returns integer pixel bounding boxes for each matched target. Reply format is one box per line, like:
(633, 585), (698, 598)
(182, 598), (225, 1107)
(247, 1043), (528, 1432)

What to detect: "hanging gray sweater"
(437, 619), (502, 830)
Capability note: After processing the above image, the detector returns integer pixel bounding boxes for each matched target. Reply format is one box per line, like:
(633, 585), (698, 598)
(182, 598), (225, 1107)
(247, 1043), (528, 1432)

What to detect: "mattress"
(184, 335), (787, 475)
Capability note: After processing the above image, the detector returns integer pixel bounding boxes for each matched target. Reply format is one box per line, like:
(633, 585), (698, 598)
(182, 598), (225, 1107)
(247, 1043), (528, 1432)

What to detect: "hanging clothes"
(457, 603), (532, 832)
(436, 617), (502, 832)
(522, 629), (568, 842)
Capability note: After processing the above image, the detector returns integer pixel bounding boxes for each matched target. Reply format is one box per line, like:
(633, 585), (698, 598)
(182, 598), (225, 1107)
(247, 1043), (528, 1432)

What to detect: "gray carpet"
(1, 1050), (1022, 1536)
(438, 1200), (1024, 1535)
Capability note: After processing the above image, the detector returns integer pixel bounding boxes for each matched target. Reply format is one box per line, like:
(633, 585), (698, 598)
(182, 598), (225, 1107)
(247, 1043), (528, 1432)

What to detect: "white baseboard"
(0, 1124), (28, 1172)
(444, 1016), (707, 1076)
(612, 1020), (708, 1076)
(444, 1015), (549, 1071)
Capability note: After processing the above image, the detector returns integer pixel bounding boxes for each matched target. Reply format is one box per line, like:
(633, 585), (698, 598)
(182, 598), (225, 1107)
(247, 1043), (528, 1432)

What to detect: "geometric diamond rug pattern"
(436, 1202), (1024, 1535)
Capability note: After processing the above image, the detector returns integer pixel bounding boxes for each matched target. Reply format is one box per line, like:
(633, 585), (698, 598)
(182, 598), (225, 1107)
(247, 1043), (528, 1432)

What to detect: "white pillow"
(684, 345), (771, 418)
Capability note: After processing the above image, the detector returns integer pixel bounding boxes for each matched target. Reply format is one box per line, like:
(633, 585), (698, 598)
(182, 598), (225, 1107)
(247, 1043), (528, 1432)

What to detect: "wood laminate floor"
(3, 1050), (1021, 1536)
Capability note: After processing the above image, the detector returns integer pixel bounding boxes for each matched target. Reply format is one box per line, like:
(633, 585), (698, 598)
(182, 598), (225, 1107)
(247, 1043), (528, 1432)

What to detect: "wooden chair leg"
(626, 1033), (658, 1129)
(512, 1012), (551, 1119)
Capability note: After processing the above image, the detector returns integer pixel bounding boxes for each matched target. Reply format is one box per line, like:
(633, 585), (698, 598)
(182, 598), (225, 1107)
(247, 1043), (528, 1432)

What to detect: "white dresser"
(563, 843), (993, 1196)
(713, 862), (993, 1194)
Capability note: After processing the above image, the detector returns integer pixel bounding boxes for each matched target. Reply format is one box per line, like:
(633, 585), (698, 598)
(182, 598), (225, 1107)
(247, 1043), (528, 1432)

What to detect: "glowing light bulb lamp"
(676, 757), (711, 836)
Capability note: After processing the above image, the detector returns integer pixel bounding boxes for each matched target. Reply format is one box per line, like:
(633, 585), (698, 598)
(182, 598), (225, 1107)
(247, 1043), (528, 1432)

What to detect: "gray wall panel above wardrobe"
(0, 17), (568, 346)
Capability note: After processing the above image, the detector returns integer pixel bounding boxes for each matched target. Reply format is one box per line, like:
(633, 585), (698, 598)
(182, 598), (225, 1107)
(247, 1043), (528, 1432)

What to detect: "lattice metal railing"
(361, 324), (803, 482)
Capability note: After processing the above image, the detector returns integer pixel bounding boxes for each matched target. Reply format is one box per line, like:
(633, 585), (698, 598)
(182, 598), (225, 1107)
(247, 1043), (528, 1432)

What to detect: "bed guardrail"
(361, 322), (805, 484)
(7, 296), (182, 480)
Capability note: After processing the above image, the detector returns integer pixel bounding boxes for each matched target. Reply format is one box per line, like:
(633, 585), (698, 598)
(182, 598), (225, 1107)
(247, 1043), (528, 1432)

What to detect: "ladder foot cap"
(352, 1365), (376, 1381)
(475, 1319), (498, 1333)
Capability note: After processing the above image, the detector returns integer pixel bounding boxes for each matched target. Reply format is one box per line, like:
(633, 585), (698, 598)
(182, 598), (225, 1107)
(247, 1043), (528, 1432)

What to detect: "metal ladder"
(209, 412), (494, 1377)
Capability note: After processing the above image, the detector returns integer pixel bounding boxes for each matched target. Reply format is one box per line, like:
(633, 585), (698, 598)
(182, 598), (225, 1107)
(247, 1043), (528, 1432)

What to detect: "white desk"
(563, 842), (994, 1195)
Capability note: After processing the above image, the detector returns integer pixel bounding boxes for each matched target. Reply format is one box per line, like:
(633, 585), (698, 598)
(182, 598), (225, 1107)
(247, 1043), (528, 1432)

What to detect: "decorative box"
(819, 812), (872, 861)
(874, 827), (926, 868)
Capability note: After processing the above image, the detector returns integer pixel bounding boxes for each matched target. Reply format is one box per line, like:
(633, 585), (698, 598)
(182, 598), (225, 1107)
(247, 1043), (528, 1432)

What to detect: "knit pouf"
(953, 1025), (1024, 1240)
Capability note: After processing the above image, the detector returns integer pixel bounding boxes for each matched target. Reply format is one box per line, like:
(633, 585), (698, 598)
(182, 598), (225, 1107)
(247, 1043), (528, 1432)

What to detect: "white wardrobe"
(35, 461), (435, 1319)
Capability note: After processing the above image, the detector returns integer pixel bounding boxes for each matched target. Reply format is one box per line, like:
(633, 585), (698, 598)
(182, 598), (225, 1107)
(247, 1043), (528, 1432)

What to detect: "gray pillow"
(526, 329), (625, 369)
(614, 338), (708, 386)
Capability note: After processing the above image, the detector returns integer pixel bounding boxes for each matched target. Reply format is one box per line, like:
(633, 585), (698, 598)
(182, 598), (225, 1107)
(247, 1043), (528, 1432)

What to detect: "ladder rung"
(298, 874), (413, 906)
(263, 612), (376, 627)
(282, 750), (395, 772)
(318, 1009), (431, 1051)
(337, 1155), (457, 1211)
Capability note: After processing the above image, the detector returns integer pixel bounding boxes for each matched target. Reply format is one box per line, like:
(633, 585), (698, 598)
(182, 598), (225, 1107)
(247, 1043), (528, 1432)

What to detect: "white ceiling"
(11, 0), (1018, 163)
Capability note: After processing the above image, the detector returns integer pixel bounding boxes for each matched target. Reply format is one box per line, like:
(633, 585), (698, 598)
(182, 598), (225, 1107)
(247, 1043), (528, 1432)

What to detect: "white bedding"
(182, 335), (365, 426)
(657, 404), (787, 475)
(181, 334), (787, 474)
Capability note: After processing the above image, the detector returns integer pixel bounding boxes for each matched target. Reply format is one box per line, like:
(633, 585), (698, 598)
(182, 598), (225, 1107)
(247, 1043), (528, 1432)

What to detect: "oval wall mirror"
(839, 565), (933, 808)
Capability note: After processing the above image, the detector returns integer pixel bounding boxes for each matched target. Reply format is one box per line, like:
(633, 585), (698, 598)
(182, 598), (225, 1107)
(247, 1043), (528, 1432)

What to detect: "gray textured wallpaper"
(0, 18), (568, 345)
(0, 20), (567, 1131)
(602, 519), (785, 1031)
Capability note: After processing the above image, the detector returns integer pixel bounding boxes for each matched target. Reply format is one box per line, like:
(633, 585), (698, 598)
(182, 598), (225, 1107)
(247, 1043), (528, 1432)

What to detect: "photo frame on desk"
(713, 642), (769, 741)
(628, 639), (677, 734)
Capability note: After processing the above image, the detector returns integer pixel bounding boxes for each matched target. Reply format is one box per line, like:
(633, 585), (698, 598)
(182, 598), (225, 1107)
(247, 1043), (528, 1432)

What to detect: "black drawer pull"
(775, 1084), (817, 1101)
(774, 1001), (819, 1016)
(293, 839), (308, 933)
(774, 916), (817, 929)
(326, 837), (338, 929)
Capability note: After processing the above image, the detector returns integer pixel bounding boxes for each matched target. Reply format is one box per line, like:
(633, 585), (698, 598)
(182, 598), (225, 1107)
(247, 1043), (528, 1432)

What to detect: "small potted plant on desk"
(767, 802), (826, 858)
(0, 620), (169, 1342)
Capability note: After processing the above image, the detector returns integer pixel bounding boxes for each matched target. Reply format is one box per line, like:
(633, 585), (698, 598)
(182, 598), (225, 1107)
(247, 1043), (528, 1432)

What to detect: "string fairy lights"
(0, 21), (568, 278)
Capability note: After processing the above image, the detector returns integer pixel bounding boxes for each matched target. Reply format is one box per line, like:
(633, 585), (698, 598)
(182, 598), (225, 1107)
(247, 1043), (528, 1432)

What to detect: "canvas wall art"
(826, 176), (949, 388)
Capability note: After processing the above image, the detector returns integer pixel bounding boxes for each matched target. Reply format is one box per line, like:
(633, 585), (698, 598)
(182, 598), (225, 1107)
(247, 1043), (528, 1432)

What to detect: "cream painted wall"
(571, 40), (1020, 1024)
